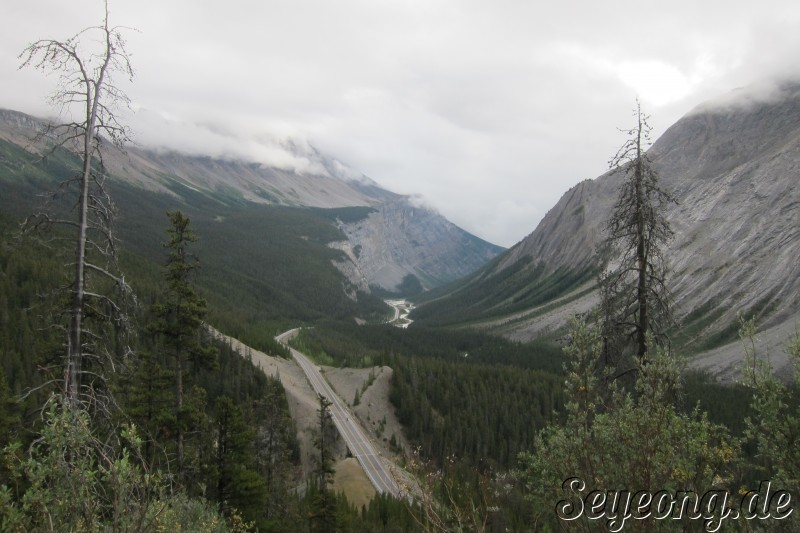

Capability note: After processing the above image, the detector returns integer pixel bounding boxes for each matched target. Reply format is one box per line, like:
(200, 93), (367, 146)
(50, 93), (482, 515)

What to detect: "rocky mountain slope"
(330, 198), (503, 292)
(0, 108), (502, 293)
(416, 82), (800, 379)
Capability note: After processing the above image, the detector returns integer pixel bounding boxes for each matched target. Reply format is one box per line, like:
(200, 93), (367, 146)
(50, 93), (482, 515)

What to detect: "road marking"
(276, 329), (403, 498)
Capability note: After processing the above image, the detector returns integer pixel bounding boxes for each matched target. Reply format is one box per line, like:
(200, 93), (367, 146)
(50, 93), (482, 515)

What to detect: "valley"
(275, 328), (403, 498)
(1, 81), (799, 530)
(414, 83), (800, 380)
(385, 299), (415, 328)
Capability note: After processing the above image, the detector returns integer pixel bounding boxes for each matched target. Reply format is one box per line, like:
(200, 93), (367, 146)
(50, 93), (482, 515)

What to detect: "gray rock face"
(654, 93), (800, 331)
(0, 107), (503, 293)
(483, 84), (800, 367)
(331, 198), (504, 292)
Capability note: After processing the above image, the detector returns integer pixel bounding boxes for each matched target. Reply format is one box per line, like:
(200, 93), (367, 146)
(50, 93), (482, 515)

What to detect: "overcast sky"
(3, 0), (800, 247)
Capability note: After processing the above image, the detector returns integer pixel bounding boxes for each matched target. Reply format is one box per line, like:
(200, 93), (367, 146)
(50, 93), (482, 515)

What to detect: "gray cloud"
(3, 0), (800, 246)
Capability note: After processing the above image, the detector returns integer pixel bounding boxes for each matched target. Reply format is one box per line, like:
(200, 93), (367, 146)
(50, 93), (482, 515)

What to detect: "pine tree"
(311, 394), (337, 533)
(213, 396), (265, 520)
(313, 394), (336, 488)
(254, 383), (296, 526)
(149, 210), (217, 480)
(118, 348), (173, 466)
(518, 317), (739, 530)
(600, 100), (677, 365)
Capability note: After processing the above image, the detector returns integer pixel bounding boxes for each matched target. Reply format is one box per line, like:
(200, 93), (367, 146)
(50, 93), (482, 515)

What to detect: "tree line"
(3, 5), (798, 530)
(0, 8), (419, 529)
(0, 205), (432, 530)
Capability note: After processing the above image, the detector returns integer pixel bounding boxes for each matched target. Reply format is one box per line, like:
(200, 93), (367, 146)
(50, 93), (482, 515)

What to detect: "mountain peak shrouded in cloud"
(414, 85), (799, 379)
(405, 193), (436, 212)
(126, 107), (331, 176)
(5, 0), (800, 246)
(0, 106), (504, 293)
(688, 77), (800, 115)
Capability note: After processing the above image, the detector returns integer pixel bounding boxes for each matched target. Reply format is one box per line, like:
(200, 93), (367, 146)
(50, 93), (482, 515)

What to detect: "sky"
(3, 0), (800, 247)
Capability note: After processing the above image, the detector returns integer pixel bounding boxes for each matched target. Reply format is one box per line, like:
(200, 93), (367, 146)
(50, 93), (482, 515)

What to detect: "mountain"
(329, 198), (503, 292)
(0, 108), (502, 294)
(414, 82), (800, 379)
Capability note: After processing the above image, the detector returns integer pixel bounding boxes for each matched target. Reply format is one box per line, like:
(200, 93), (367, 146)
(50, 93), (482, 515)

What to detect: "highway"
(275, 329), (403, 498)
(385, 299), (414, 328)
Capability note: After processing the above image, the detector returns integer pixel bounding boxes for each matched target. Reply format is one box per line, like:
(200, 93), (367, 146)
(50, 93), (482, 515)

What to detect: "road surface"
(275, 329), (404, 498)
(385, 299), (414, 328)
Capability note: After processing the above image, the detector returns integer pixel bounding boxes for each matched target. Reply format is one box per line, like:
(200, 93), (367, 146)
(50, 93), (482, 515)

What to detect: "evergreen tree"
(313, 394), (336, 489)
(213, 395), (266, 521)
(311, 394), (337, 533)
(254, 384), (297, 526)
(600, 100), (677, 364)
(518, 317), (739, 530)
(149, 210), (217, 480)
(118, 347), (174, 466)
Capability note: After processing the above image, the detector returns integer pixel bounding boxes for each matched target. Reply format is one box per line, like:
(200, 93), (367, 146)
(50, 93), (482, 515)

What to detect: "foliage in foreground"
(518, 317), (740, 531)
(0, 395), (248, 532)
(741, 316), (800, 526)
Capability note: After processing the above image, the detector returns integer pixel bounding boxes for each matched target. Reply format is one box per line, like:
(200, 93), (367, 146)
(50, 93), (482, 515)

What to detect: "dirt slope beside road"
(209, 327), (408, 501)
(325, 366), (411, 461)
(208, 328), (320, 478)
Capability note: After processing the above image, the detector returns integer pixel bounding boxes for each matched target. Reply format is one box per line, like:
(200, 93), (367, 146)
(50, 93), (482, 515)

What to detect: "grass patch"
(332, 458), (376, 509)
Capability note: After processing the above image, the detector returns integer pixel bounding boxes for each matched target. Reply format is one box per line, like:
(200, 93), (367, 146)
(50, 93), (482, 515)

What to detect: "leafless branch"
(17, 1), (136, 411)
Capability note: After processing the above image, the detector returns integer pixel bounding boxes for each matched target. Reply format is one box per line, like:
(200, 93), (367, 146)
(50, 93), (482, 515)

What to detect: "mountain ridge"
(415, 83), (800, 379)
(0, 107), (503, 293)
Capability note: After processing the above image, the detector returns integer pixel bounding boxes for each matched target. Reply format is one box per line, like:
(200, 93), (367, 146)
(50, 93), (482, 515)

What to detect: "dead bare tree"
(18, 1), (135, 411)
(600, 100), (677, 365)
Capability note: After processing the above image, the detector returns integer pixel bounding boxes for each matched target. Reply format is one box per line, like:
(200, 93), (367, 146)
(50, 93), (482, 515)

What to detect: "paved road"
(275, 329), (403, 497)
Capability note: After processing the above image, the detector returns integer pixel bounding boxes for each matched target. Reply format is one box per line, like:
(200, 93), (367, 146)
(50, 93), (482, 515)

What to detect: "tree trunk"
(67, 88), (98, 408)
(635, 133), (648, 360)
(65, 29), (112, 409)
